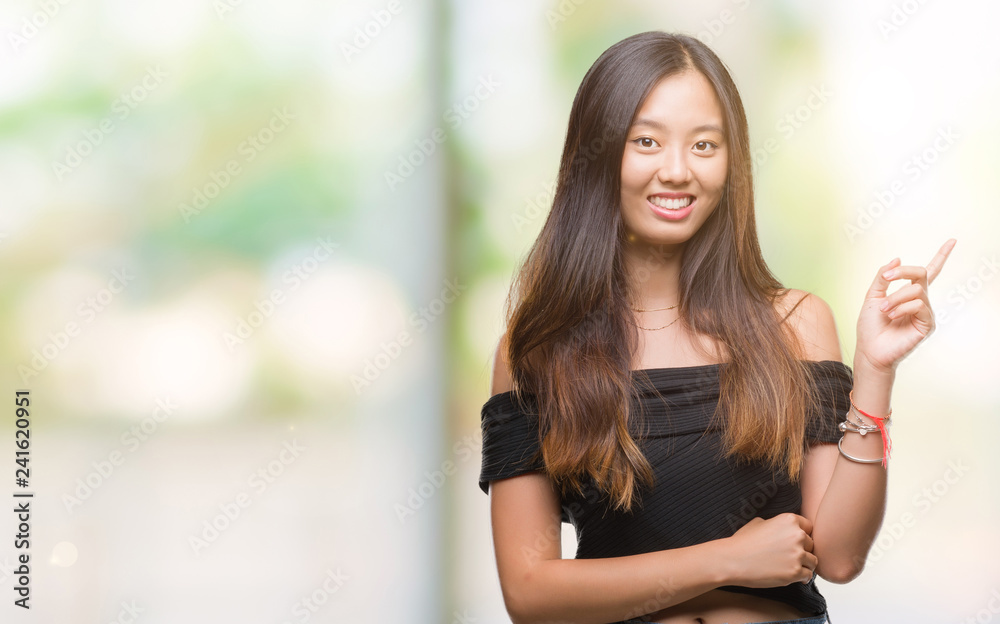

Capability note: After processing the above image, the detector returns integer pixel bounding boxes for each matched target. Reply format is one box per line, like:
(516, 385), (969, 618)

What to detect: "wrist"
(853, 352), (897, 383)
(713, 536), (743, 586)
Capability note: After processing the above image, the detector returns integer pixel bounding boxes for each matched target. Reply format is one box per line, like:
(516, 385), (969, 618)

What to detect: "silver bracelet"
(839, 407), (888, 436)
(837, 435), (884, 464)
(839, 419), (880, 436)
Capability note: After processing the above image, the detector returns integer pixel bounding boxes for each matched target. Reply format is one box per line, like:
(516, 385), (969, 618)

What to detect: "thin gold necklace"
(631, 302), (680, 331)
(634, 316), (680, 331)
(631, 303), (679, 312)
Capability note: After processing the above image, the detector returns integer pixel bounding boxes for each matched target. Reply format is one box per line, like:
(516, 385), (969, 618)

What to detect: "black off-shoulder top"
(478, 359), (853, 623)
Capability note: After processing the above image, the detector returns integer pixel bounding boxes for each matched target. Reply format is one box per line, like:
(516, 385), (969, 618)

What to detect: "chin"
(630, 230), (693, 248)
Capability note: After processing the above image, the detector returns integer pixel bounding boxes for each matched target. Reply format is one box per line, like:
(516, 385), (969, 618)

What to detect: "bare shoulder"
(774, 288), (843, 363)
(490, 331), (514, 397)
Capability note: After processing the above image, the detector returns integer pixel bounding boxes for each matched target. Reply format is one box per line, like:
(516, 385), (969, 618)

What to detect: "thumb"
(866, 257), (900, 300)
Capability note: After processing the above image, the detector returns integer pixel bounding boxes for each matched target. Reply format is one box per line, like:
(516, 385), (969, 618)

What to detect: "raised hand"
(855, 239), (957, 375)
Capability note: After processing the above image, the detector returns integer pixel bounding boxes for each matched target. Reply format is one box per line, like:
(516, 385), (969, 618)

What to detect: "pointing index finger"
(926, 238), (957, 285)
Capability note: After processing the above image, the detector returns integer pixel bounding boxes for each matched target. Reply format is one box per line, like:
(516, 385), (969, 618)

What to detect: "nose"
(656, 146), (692, 185)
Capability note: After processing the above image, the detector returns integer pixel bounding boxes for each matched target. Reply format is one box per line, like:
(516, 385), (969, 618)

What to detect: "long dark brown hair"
(502, 31), (816, 512)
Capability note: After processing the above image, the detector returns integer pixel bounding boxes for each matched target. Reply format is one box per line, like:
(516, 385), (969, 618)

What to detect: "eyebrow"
(632, 118), (724, 135)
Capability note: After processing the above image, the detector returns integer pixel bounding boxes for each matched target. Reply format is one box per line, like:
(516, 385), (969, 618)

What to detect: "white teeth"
(649, 196), (693, 210)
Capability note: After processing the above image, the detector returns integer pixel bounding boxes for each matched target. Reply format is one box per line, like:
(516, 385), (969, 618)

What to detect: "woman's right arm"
(487, 336), (818, 624)
(490, 475), (817, 624)
(490, 472), (734, 623)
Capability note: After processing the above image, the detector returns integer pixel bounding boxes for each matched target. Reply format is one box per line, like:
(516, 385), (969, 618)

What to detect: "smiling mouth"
(648, 195), (694, 210)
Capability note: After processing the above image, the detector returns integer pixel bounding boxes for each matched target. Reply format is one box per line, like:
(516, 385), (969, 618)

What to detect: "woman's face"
(620, 70), (729, 249)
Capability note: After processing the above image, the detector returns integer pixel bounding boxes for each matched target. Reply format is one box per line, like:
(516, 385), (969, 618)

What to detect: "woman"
(478, 31), (955, 624)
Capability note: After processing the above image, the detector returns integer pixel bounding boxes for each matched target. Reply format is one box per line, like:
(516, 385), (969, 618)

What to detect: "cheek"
(620, 154), (651, 194)
(695, 159), (728, 193)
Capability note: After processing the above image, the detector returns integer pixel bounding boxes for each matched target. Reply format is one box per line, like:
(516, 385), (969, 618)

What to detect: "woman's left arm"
(797, 239), (956, 583)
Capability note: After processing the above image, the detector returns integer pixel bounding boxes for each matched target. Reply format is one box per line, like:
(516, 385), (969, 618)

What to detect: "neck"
(623, 238), (685, 308)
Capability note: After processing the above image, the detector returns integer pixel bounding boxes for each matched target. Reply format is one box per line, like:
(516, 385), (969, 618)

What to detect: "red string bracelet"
(849, 390), (892, 468)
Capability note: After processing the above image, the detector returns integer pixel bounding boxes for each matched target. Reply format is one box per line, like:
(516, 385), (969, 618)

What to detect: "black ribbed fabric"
(478, 359), (853, 622)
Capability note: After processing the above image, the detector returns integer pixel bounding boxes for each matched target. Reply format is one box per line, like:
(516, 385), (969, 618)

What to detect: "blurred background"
(0, 0), (996, 622)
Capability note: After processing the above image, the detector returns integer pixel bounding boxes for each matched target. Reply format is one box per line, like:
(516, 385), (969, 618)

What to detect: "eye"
(694, 141), (719, 153)
(633, 137), (659, 149)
